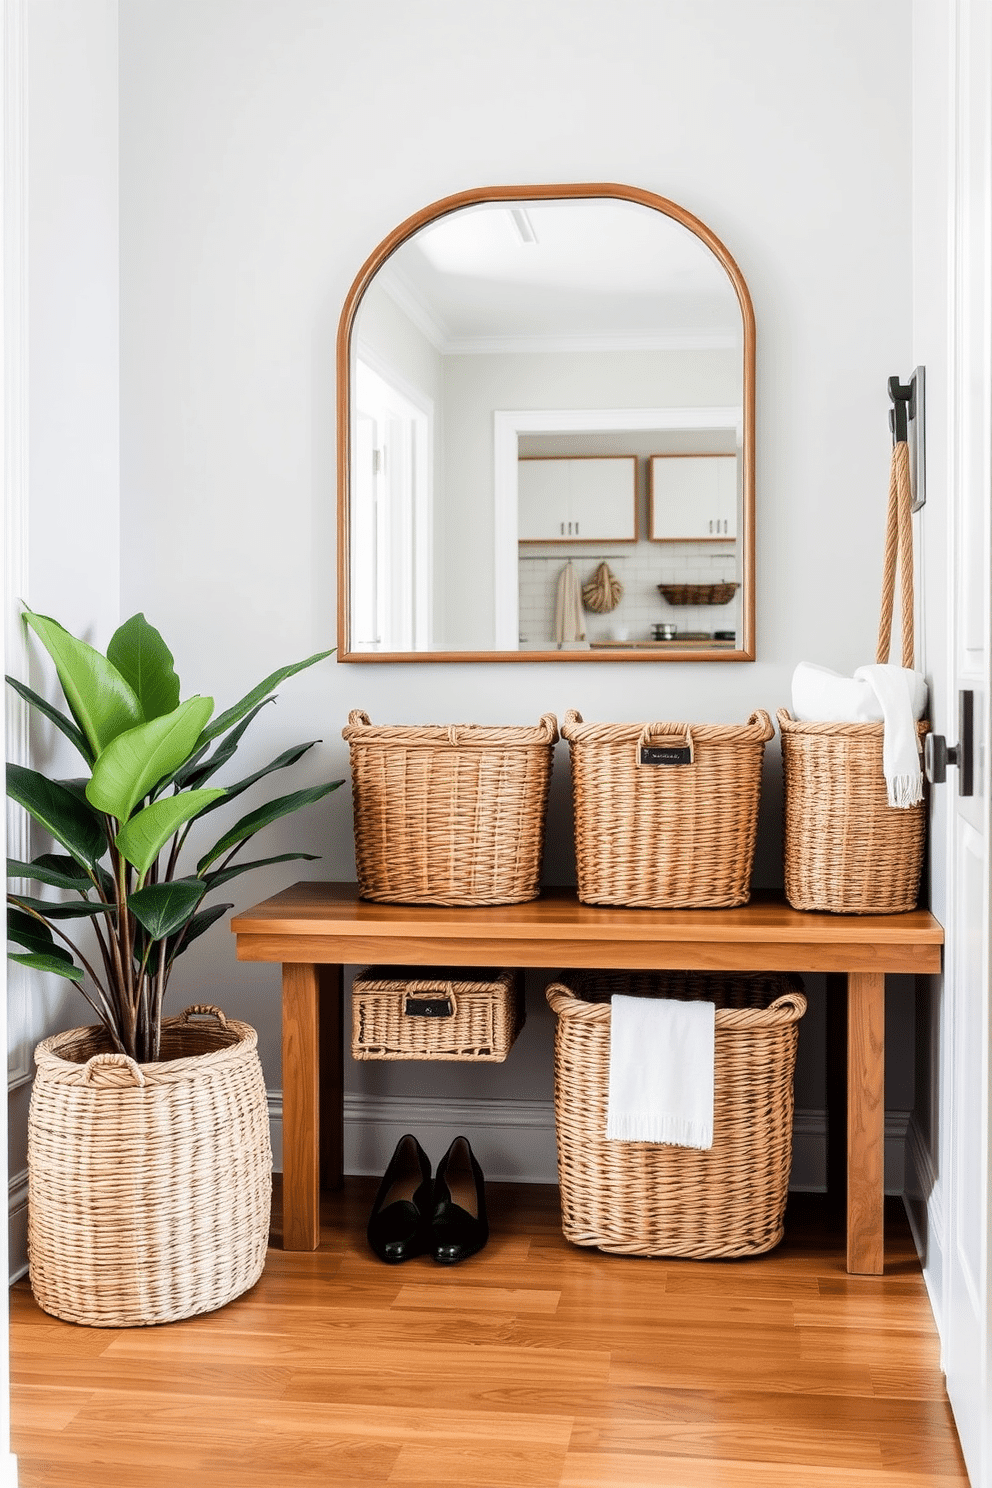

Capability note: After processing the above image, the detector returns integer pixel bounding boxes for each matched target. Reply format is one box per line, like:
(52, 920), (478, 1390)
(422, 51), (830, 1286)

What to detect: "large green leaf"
(116, 789), (226, 877)
(165, 901), (233, 962)
(7, 854), (88, 889)
(175, 699), (274, 790)
(23, 610), (144, 753)
(8, 951), (83, 984)
(4, 675), (93, 764)
(197, 779), (342, 872)
(7, 894), (114, 921)
(86, 696), (214, 824)
(202, 851), (319, 892)
(128, 878), (206, 940)
(8, 853), (99, 893)
(106, 613), (181, 722)
(8, 907), (58, 956)
(202, 649), (334, 742)
(6, 764), (107, 869)
(193, 740), (319, 818)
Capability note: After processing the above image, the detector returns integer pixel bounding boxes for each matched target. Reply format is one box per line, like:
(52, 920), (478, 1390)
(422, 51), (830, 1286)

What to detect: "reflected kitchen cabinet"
(518, 456), (637, 543)
(649, 454), (737, 541)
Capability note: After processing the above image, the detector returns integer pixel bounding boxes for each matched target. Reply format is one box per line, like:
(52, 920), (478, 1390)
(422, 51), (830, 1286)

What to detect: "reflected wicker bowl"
(658, 582), (739, 606)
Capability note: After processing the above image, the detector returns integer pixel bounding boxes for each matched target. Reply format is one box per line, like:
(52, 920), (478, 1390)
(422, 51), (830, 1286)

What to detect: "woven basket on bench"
(546, 970), (806, 1259)
(779, 442), (928, 913)
(342, 710), (559, 906)
(561, 708), (774, 908)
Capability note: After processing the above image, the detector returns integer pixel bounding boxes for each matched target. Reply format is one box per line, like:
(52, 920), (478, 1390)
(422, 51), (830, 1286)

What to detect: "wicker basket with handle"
(342, 710), (559, 906)
(27, 1005), (272, 1328)
(546, 970), (806, 1259)
(561, 708), (774, 908)
(352, 966), (524, 1061)
(779, 441), (929, 912)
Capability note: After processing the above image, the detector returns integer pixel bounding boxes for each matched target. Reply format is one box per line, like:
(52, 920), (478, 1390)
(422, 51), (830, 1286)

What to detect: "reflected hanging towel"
(554, 560), (586, 643)
(606, 995), (715, 1148)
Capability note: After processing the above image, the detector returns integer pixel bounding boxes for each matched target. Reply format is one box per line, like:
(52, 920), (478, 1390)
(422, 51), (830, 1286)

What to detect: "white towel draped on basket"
(791, 660), (928, 808)
(606, 995), (715, 1149)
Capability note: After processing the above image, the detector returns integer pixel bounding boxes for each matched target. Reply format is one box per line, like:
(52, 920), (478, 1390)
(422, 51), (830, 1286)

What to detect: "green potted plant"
(6, 608), (342, 1326)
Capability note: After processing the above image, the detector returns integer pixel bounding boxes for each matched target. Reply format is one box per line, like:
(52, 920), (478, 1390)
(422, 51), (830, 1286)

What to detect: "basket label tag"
(640, 745), (692, 766)
(405, 996), (454, 1018)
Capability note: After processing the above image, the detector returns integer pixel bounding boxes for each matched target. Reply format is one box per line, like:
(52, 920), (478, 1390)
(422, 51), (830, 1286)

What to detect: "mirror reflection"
(339, 187), (754, 661)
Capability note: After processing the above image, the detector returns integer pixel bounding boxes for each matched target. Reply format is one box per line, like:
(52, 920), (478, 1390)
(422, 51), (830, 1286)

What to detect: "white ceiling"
(375, 198), (743, 353)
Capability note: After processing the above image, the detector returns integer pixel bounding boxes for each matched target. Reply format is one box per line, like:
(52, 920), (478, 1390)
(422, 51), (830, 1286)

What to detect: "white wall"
(7, 0), (120, 1280)
(113, 0), (916, 1149)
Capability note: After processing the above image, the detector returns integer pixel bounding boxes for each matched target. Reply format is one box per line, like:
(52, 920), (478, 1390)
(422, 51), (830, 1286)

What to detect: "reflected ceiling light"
(509, 208), (538, 245)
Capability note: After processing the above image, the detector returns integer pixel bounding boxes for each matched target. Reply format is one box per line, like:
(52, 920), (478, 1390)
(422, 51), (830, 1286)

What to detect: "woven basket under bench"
(352, 967), (525, 1061)
(546, 970), (806, 1259)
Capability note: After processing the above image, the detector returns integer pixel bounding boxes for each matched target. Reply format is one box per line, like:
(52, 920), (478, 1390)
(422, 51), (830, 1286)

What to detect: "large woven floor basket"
(546, 971), (806, 1259)
(28, 1006), (272, 1328)
(343, 710), (559, 906)
(778, 710), (928, 913)
(561, 709), (774, 908)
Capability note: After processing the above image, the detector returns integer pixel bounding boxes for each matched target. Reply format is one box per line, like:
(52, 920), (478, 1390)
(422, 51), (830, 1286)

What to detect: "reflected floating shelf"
(658, 582), (739, 606)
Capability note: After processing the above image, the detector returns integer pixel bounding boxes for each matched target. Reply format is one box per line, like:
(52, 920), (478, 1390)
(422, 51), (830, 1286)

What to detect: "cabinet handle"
(575, 521), (580, 535)
(560, 522), (564, 536)
(709, 519), (713, 534)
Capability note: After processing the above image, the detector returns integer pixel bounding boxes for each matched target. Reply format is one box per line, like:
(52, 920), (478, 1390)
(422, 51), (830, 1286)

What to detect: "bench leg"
(281, 962), (342, 1250)
(847, 970), (885, 1274)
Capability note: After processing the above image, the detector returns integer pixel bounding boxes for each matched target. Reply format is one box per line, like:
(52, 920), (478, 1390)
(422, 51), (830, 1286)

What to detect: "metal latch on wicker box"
(351, 967), (525, 1062)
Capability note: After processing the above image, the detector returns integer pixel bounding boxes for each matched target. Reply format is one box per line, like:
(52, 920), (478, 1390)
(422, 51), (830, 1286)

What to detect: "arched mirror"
(336, 184), (755, 662)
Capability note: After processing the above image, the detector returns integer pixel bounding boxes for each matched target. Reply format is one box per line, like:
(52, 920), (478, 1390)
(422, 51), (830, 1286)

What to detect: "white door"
(931, 1), (992, 1478)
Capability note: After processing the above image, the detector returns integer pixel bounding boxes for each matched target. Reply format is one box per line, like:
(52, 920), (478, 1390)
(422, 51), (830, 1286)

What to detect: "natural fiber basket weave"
(657, 582), (739, 606)
(561, 708), (774, 908)
(342, 710), (559, 906)
(28, 1006), (272, 1328)
(778, 711), (928, 913)
(546, 971), (806, 1259)
(352, 966), (524, 1061)
(778, 441), (928, 914)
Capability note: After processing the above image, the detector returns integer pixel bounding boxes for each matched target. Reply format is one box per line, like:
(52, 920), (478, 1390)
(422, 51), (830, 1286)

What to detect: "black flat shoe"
(367, 1134), (433, 1263)
(431, 1136), (488, 1265)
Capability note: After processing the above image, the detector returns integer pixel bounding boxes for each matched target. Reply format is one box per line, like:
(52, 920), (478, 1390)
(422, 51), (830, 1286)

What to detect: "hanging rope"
(876, 440), (915, 669)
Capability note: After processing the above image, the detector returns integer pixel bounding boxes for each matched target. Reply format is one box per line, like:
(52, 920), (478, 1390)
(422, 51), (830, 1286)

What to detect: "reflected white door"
(352, 361), (431, 651)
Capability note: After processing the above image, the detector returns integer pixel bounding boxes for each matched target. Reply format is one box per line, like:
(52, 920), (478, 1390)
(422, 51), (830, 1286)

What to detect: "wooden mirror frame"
(336, 183), (756, 663)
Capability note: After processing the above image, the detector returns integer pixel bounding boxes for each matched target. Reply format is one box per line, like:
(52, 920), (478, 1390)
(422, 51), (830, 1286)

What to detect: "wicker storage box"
(352, 967), (524, 1061)
(778, 710), (928, 913)
(342, 710), (559, 906)
(28, 1006), (272, 1328)
(561, 708), (774, 908)
(546, 970), (806, 1259)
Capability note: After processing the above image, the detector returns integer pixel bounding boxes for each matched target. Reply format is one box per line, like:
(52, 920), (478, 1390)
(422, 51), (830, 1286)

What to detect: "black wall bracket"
(888, 366), (926, 512)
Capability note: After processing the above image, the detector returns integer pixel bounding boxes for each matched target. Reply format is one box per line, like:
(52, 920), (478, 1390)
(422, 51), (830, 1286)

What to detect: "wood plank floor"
(10, 1182), (968, 1487)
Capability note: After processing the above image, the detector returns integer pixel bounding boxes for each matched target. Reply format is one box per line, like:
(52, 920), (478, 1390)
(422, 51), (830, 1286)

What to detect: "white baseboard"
(7, 1098), (914, 1286)
(7, 1171), (27, 1286)
(266, 1092), (912, 1193)
(904, 1112), (944, 1336)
